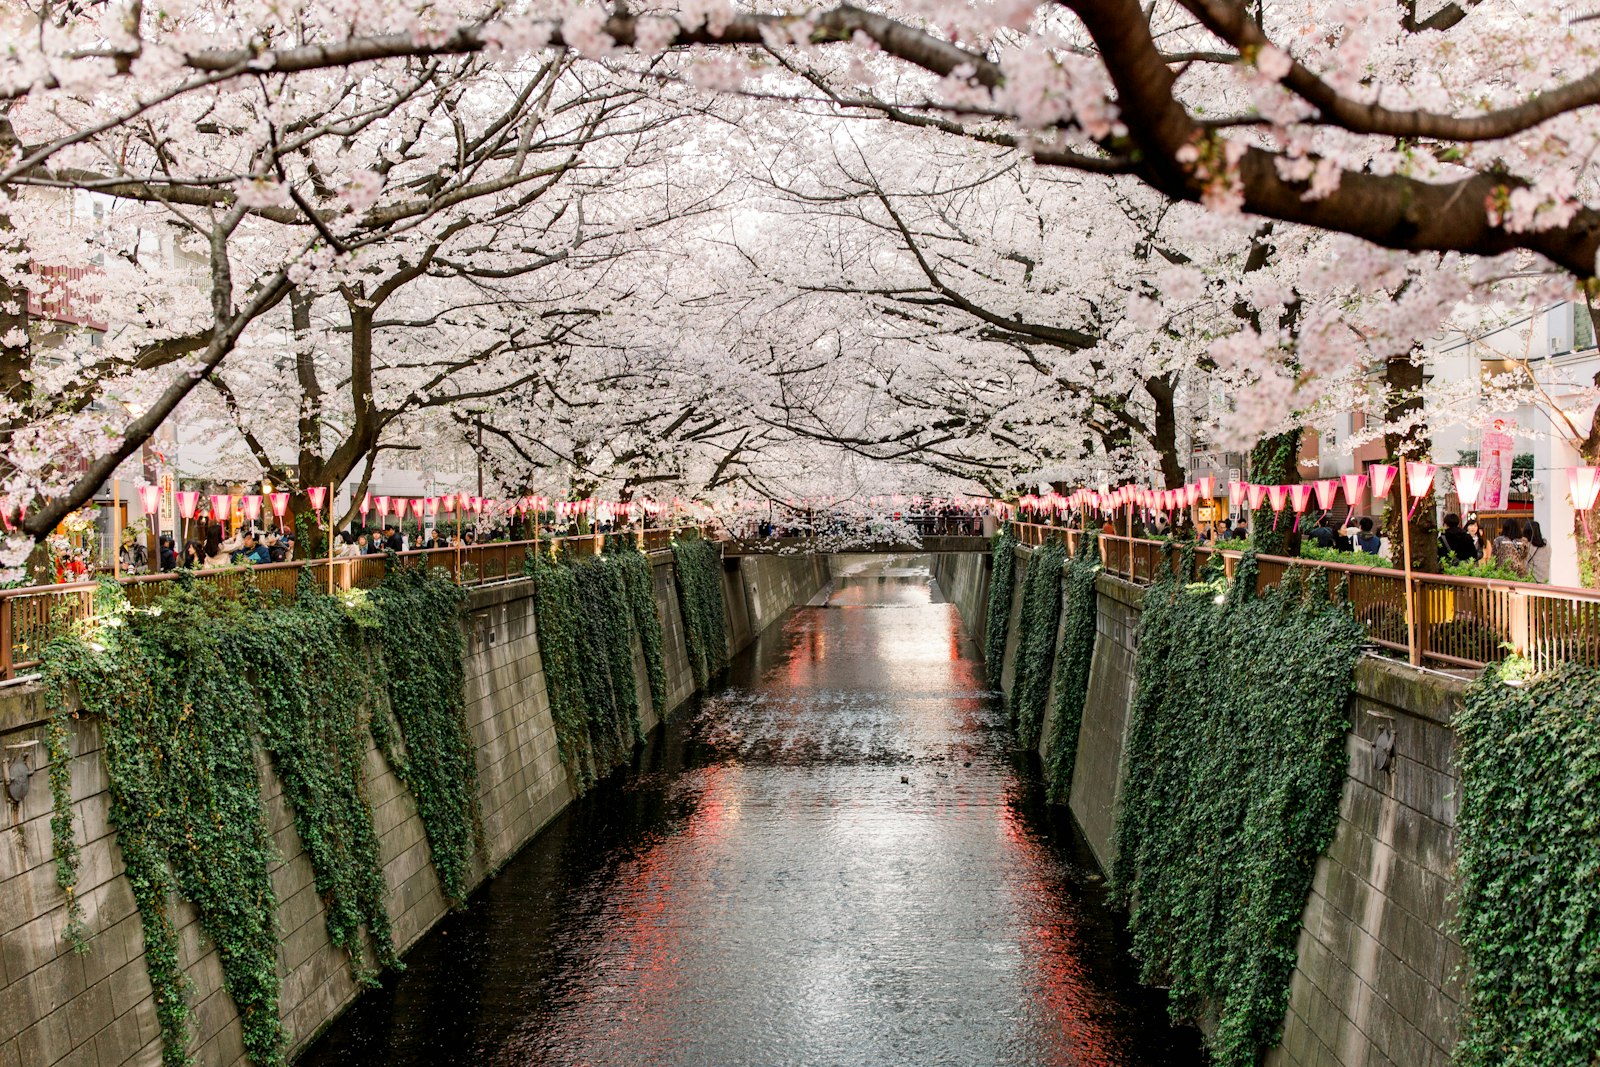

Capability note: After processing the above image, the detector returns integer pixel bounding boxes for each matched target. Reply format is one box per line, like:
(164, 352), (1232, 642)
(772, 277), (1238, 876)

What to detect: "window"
(1576, 301), (1595, 352)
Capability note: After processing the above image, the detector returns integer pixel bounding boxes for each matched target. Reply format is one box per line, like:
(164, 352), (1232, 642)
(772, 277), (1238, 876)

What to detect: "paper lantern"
(137, 485), (162, 530)
(1314, 478), (1338, 511)
(1184, 483), (1201, 506)
(441, 493), (456, 512)
(1406, 461), (1437, 499)
(1247, 483), (1268, 510)
(1289, 483), (1313, 513)
(1369, 463), (1399, 499)
(1340, 473), (1368, 508)
(241, 494), (262, 521)
(210, 494), (232, 521)
(307, 486), (327, 510)
(1569, 467), (1600, 510)
(374, 495), (390, 517)
(1229, 482), (1246, 509)
(1267, 484), (1290, 512)
(176, 491), (199, 519)
(1453, 467), (1486, 511)
(1197, 475), (1216, 500)
(426, 497), (439, 517)
(269, 492), (289, 518)
(360, 493), (372, 516)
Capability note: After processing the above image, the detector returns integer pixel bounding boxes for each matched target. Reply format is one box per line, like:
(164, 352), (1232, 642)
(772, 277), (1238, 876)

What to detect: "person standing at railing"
(158, 534), (178, 571)
(1493, 520), (1535, 578)
(1528, 521), (1550, 583)
(1355, 517), (1382, 556)
(1440, 513), (1480, 563)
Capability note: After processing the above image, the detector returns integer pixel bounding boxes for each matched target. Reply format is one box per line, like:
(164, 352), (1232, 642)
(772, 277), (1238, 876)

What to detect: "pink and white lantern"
(241, 494), (262, 522)
(1405, 461), (1438, 519)
(1452, 467), (1486, 511)
(210, 494), (232, 522)
(269, 492), (289, 520)
(1340, 473), (1368, 509)
(1314, 478), (1339, 511)
(176, 491), (199, 520)
(1369, 463), (1399, 500)
(307, 486), (327, 511)
(138, 485), (162, 531)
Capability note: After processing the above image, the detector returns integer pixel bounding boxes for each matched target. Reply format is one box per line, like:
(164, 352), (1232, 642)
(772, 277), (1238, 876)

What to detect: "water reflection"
(300, 562), (1204, 1067)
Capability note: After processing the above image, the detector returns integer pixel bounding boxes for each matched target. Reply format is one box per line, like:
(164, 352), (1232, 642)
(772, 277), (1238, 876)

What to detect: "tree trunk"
(1248, 429), (1302, 557)
(1381, 353), (1440, 574)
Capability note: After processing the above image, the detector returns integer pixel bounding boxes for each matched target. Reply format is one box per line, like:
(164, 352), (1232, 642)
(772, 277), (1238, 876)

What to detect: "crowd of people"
(1102, 506), (1550, 581)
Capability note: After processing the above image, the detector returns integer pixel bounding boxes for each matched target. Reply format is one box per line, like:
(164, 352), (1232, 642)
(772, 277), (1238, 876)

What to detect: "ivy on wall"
(526, 549), (653, 792)
(672, 538), (727, 689)
(982, 524), (1017, 674)
(368, 565), (480, 906)
(1009, 538), (1067, 749)
(42, 566), (476, 1067)
(1044, 533), (1100, 803)
(1454, 662), (1600, 1067)
(1249, 430), (1301, 558)
(611, 542), (668, 715)
(1111, 549), (1364, 1067)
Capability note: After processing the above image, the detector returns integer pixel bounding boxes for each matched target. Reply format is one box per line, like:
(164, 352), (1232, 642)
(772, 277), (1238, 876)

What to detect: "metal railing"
(1007, 522), (1600, 672)
(0, 525), (711, 679)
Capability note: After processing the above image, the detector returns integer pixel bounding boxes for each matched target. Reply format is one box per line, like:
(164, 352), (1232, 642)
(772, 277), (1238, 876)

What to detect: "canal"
(300, 557), (1204, 1066)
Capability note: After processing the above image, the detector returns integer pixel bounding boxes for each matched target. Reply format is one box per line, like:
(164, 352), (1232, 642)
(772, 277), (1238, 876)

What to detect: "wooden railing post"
(1, 597), (13, 681)
(1509, 588), (1532, 662)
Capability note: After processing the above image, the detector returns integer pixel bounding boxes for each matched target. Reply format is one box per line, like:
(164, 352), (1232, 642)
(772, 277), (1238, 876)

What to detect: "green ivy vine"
(1044, 532), (1100, 803)
(672, 538), (727, 689)
(609, 541), (668, 715)
(1111, 548), (1364, 1067)
(1249, 430), (1302, 557)
(526, 548), (656, 793)
(983, 524), (1018, 673)
(367, 565), (481, 906)
(41, 565), (476, 1067)
(1009, 537), (1067, 749)
(1453, 661), (1600, 1067)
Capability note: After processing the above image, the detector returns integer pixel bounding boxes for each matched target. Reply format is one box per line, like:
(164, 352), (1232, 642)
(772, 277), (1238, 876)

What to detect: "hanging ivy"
(1044, 532), (1100, 803)
(367, 565), (481, 907)
(526, 550), (650, 793)
(41, 565), (476, 1067)
(1453, 661), (1600, 1067)
(1110, 548), (1364, 1067)
(672, 538), (727, 689)
(1009, 537), (1067, 749)
(1249, 430), (1301, 558)
(982, 524), (1017, 673)
(608, 541), (668, 716)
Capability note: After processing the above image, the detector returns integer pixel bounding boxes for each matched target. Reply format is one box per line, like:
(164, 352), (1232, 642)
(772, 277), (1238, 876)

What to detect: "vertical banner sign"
(1481, 420), (1515, 511)
(159, 471), (175, 529)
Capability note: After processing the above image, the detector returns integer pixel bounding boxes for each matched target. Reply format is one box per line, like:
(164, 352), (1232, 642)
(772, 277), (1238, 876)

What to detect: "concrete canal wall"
(0, 551), (828, 1067)
(938, 543), (1467, 1067)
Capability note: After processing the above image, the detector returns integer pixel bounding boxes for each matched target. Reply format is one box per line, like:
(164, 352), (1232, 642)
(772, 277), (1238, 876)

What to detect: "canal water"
(300, 558), (1204, 1066)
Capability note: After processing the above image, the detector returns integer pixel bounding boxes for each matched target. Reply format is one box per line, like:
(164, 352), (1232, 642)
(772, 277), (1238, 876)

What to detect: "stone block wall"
(1266, 659), (1466, 1067)
(929, 551), (989, 643)
(1062, 573), (1143, 870)
(0, 548), (827, 1067)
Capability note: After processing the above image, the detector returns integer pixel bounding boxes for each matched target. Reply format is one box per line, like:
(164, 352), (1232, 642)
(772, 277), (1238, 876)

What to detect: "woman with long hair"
(1527, 519), (1550, 583)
